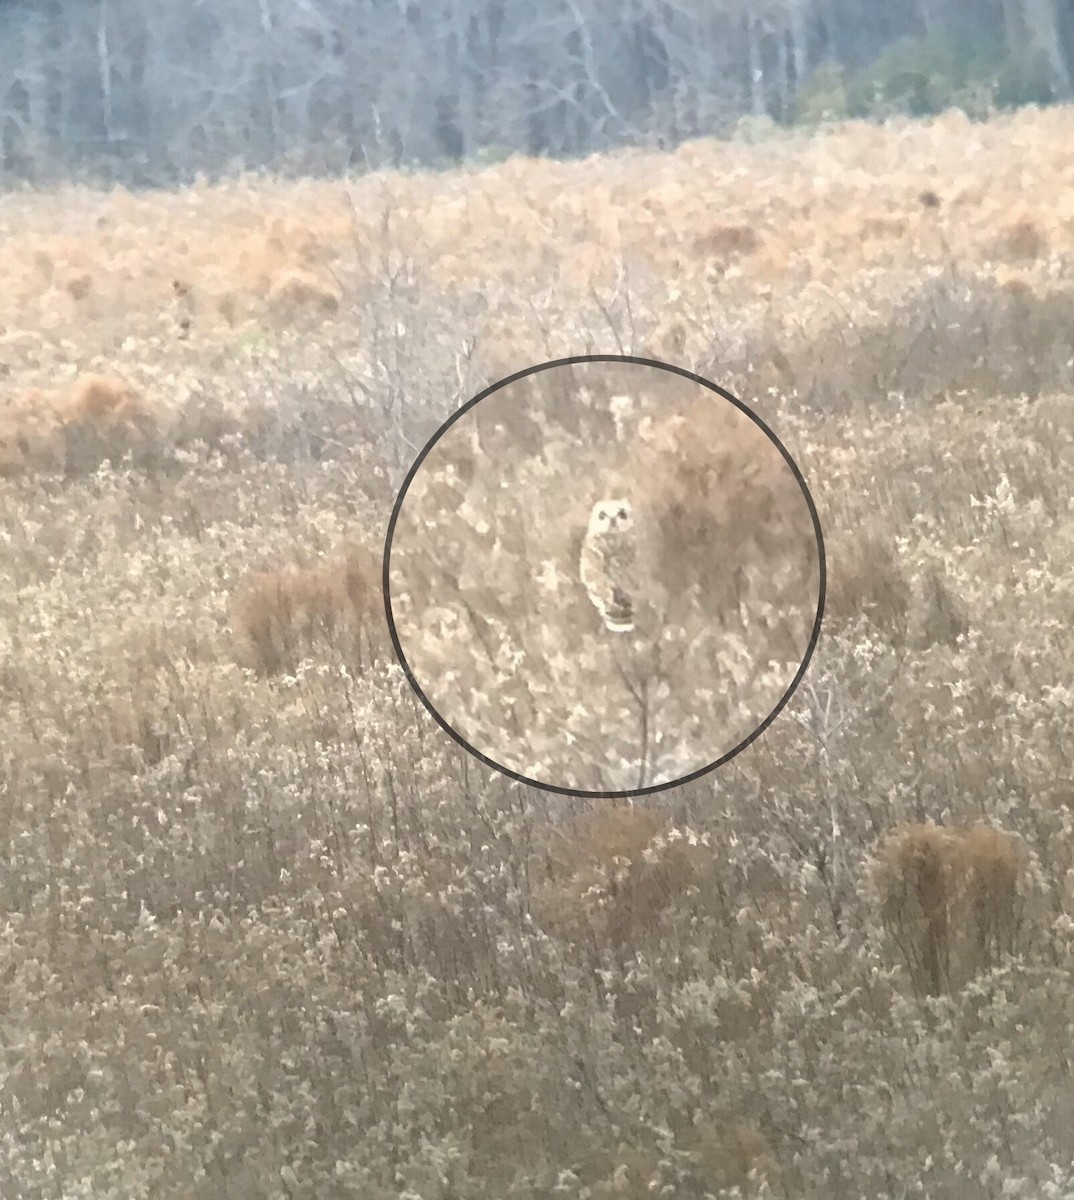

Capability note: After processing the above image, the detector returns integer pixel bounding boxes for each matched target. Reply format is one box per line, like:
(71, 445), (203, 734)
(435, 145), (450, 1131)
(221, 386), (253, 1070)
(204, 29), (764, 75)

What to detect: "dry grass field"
(3, 104), (1074, 1196)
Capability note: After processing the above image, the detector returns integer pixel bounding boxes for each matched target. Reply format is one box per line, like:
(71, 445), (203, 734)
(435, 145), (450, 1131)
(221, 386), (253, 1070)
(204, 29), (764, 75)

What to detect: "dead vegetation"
(994, 214), (1049, 260)
(823, 531), (912, 637)
(2, 105), (1074, 1198)
(634, 389), (817, 598)
(872, 822), (1026, 996)
(694, 221), (762, 263)
(230, 540), (383, 672)
(265, 266), (342, 318)
(535, 805), (711, 950)
(0, 372), (158, 476)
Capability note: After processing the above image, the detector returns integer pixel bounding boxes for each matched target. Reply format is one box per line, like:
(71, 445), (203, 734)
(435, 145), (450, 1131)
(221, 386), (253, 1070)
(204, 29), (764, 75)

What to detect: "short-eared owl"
(579, 498), (636, 633)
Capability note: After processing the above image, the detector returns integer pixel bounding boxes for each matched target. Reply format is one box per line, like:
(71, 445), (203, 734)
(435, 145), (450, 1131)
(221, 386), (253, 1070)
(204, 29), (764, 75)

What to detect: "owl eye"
(617, 508), (628, 520)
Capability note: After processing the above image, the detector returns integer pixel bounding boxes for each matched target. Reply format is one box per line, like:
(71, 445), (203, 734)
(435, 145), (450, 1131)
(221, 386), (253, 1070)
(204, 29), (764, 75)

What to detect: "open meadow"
(3, 105), (1074, 1196)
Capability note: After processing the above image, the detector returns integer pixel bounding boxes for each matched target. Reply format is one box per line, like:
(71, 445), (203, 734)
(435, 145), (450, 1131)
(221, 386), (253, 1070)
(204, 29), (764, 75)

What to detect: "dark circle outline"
(383, 354), (826, 799)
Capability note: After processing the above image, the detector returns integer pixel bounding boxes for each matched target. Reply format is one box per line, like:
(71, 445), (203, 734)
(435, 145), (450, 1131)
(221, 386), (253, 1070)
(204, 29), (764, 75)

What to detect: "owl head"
(588, 498), (633, 534)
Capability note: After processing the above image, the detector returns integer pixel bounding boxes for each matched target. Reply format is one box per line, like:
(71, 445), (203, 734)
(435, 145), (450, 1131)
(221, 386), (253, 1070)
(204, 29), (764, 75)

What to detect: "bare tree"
(0, 0), (1070, 186)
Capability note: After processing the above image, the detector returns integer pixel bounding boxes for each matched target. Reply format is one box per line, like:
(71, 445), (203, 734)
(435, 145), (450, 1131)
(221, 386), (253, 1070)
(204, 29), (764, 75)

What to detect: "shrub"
(535, 805), (711, 952)
(872, 823), (1026, 996)
(634, 392), (817, 624)
(794, 62), (851, 124)
(842, 35), (1057, 121)
(230, 541), (383, 673)
(0, 373), (157, 477)
(266, 266), (341, 316)
(694, 222), (761, 265)
(824, 531), (911, 638)
(993, 215), (1049, 261)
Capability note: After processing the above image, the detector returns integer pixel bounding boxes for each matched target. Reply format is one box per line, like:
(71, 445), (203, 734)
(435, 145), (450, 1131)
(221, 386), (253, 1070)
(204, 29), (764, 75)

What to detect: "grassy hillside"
(2, 105), (1074, 1197)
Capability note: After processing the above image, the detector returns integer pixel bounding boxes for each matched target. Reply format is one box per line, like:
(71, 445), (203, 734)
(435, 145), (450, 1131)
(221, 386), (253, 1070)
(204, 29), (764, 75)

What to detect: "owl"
(579, 498), (636, 633)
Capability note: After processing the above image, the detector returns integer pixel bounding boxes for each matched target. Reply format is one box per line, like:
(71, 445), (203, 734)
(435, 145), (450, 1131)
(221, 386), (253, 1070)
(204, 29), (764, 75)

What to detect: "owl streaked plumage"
(579, 498), (636, 633)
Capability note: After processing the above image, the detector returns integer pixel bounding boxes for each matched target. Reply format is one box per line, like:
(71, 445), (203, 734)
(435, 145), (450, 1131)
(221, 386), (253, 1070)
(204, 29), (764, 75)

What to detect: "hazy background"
(0, 0), (1071, 185)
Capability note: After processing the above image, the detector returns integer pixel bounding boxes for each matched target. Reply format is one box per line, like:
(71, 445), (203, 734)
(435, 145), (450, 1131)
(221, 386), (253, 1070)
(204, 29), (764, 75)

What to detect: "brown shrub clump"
(871, 822), (1025, 996)
(957, 824), (1024, 975)
(634, 394), (817, 622)
(694, 222), (761, 262)
(859, 213), (908, 241)
(65, 271), (93, 301)
(824, 532), (912, 637)
(994, 216), (1048, 261)
(266, 267), (341, 317)
(60, 373), (158, 474)
(0, 373), (156, 477)
(0, 388), (62, 476)
(63, 373), (151, 425)
(997, 273), (1034, 299)
(535, 805), (709, 952)
(230, 540), (383, 673)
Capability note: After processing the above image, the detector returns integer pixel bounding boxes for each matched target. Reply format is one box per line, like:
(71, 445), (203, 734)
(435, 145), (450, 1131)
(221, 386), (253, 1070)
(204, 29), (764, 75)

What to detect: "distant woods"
(0, 0), (1071, 186)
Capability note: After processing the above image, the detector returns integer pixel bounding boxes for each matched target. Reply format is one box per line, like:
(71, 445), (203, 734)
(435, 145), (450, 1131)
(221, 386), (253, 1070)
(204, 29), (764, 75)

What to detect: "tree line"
(0, 0), (1070, 186)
